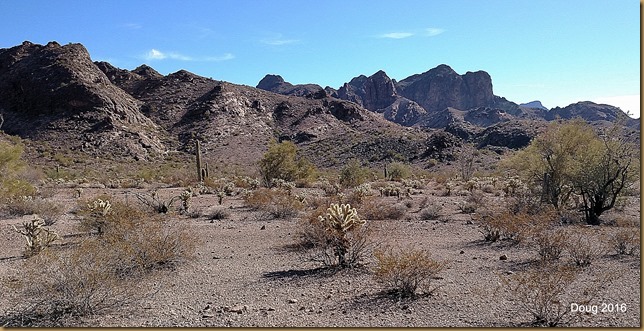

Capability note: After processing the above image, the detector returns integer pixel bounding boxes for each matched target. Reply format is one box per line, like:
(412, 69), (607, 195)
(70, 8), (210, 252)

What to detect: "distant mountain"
(0, 40), (637, 169)
(256, 74), (326, 98)
(520, 100), (548, 110)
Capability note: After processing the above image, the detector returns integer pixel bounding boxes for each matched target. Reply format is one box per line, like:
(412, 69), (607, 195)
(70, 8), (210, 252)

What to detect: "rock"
(499, 254), (508, 261)
(460, 250), (465, 254)
(288, 298), (298, 304)
(260, 225), (266, 230)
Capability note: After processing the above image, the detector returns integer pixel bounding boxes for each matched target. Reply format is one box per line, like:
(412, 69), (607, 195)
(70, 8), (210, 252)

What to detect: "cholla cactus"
(12, 217), (59, 257)
(270, 178), (296, 192)
(354, 183), (373, 198)
(318, 203), (366, 267)
(88, 198), (112, 217)
(179, 188), (193, 213)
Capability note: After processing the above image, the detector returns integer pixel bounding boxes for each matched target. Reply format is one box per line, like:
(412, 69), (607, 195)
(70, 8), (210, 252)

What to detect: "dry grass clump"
(565, 228), (603, 267)
(2, 201), (196, 327)
(500, 263), (580, 327)
(2, 196), (64, 225)
(419, 200), (443, 220)
(359, 197), (406, 220)
(245, 187), (304, 219)
(474, 208), (556, 244)
(535, 230), (567, 261)
(608, 227), (640, 256)
(373, 246), (446, 298)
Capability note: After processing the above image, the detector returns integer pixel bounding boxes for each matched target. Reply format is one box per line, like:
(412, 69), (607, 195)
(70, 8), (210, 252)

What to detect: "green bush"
(386, 162), (411, 181)
(339, 159), (371, 188)
(258, 140), (316, 187)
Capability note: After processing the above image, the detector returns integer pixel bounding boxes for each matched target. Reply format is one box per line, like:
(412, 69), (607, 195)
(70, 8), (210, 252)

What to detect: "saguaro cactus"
(195, 140), (209, 182)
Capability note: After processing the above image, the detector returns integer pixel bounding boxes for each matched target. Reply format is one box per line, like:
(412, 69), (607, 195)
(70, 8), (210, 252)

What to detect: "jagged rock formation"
(395, 64), (495, 113)
(0, 40), (637, 170)
(0, 41), (163, 160)
(520, 100), (547, 110)
(257, 74), (326, 98)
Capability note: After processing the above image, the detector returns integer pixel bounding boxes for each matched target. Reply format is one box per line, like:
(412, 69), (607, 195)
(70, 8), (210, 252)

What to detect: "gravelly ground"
(0, 185), (640, 327)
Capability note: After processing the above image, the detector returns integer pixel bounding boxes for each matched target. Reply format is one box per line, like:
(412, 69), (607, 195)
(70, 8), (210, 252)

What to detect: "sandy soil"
(0, 183), (640, 327)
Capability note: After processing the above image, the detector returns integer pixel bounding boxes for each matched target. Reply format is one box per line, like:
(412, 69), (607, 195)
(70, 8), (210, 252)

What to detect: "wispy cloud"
(122, 23), (142, 30)
(142, 49), (234, 62)
(377, 27), (445, 39)
(379, 32), (414, 39)
(425, 28), (445, 37)
(260, 33), (299, 46)
(204, 53), (235, 61)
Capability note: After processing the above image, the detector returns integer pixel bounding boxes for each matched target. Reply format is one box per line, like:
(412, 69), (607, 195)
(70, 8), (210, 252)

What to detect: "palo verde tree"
(258, 139), (316, 187)
(506, 119), (639, 225)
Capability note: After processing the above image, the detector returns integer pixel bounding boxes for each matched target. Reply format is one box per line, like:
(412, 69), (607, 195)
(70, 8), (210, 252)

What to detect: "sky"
(1, 0), (640, 118)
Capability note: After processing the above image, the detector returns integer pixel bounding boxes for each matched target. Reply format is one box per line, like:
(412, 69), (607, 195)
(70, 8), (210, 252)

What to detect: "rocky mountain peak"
(0, 41), (163, 159)
(257, 74), (287, 91)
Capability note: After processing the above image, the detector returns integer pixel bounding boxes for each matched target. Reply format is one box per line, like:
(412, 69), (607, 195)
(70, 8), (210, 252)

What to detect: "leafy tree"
(506, 119), (639, 225)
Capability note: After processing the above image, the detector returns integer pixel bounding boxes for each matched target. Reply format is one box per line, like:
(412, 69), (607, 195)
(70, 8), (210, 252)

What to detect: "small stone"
(288, 298), (298, 304)
(466, 220), (474, 225)
(260, 225), (266, 230)
(506, 271), (514, 275)
(500, 254), (508, 261)
(459, 250), (465, 254)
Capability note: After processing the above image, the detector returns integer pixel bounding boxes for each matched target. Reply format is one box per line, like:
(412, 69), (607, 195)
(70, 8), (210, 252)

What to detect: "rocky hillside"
(0, 41), (164, 160)
(0, 41), (638, 172)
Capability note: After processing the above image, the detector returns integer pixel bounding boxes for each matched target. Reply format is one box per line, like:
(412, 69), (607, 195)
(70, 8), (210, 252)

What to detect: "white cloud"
(379, 32), (414, 39)
(145, 49), (167, 60)
(593, 94), (641, 118)
(204, 53), (235, 61)
(425, 28), (445, 37)
(122, 23), (142, 30)
(143, 49), (233, 62)
(261, 34), (299, 45)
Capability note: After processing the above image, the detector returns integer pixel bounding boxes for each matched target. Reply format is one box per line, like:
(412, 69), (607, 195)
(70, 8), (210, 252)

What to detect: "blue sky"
(1, 0), (640, 117)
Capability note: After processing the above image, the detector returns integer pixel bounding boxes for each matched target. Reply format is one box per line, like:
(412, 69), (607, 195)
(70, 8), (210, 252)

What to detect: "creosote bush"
(3, 201), (196, 326)
(339, 159), (371, 188)
(258, 140), (316, 187)
(373, 246), (446, 298)
(245, 187), (304, 219)
(501, 263), (579, 327)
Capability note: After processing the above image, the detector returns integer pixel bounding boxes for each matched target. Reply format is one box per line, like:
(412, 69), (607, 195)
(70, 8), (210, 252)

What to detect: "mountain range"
(0, 41), (638, 170)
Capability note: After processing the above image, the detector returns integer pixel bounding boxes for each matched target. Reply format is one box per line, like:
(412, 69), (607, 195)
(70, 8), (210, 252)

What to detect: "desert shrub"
(2, 196), (63, 225)
(535, 230), (567, 261)
(209, 208), (230, 220)
(298, 203), (372, 268)
(565, 229), (603, 267)
(11, 218), (60, 258)
(474, 208), (555, 244)
(258, 140), (316, 187)
(500, 263), (579, 326)
(2, 249), (140, 326)
(373, 246), (446, 298)
(419, 201), (443, 220)
(608, 227), (640, 256)
(360, 197), (406, 220)
(135, 189), (181, 214)
(386, 162), (411, 181)
(245, 187), (303, 219)
(457, 189), (485, 214)
(339, 159), (371, 188)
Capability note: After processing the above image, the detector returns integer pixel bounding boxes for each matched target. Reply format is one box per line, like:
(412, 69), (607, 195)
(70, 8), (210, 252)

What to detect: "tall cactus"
(196, 140), (205, 182)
